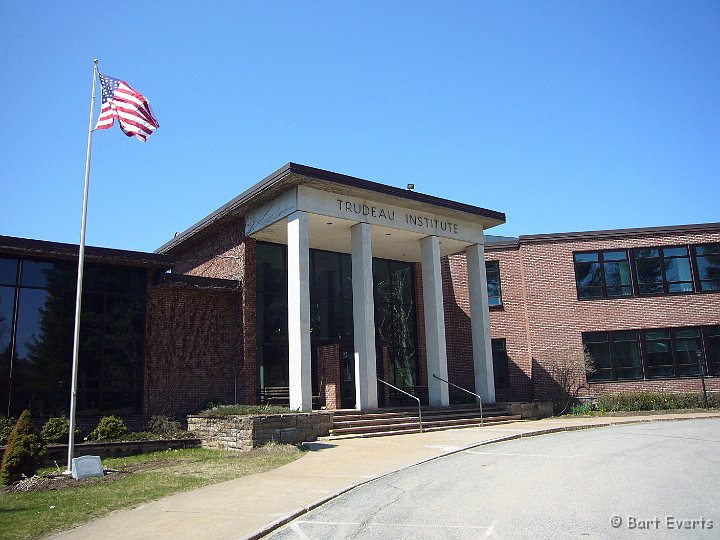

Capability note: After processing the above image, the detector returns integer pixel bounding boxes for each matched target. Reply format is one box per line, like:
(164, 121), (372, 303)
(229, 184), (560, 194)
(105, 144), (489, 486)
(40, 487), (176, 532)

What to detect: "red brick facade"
(481, 226), (720, 402)
(140, 219), (719, 416)
(144, 276), (242, 417)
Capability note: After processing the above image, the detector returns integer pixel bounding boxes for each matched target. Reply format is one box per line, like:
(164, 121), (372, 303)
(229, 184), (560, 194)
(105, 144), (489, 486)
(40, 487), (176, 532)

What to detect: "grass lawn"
(0, 444), (303, 539)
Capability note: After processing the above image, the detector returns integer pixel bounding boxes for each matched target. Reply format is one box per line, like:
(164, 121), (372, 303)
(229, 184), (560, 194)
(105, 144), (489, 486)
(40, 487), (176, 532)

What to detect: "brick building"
(1, 164), (718, 420)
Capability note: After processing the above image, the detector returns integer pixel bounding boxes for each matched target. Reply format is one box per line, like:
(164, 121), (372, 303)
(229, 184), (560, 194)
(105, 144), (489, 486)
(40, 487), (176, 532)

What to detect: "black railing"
(432, 374), (484, 427)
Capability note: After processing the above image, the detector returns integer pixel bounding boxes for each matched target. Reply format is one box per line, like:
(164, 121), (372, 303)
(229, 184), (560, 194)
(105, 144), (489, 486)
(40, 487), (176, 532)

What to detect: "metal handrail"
(377, 378), (423, 433)
(432, 374), (484, 427)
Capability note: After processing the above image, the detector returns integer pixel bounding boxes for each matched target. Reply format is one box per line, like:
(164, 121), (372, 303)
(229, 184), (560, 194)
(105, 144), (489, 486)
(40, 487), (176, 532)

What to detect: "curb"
(243, 413), (720, 539)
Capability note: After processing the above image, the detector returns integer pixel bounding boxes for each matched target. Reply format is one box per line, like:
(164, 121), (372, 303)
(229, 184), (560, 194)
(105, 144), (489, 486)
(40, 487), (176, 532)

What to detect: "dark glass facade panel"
(696, 244), (720, 291)
(256, 243), (289, 389)
(486, 261), (502, 306)
(373, 259), (419, 388)
(0, 258), (18, 286)
(491, 339), (509, 389)
(0, 258), (147, 417)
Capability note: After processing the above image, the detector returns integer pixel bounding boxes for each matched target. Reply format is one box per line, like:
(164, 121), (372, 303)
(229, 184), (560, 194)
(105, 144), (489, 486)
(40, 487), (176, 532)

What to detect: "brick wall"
(166, 219), (259, 405)
(485, 228), (720, 402)
(144, 278), (242, 418)
(316, 343), (341, 409)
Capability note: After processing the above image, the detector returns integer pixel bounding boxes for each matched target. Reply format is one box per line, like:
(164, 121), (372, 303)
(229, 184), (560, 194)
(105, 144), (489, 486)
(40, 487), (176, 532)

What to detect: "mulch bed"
(1, 460), (174, 493)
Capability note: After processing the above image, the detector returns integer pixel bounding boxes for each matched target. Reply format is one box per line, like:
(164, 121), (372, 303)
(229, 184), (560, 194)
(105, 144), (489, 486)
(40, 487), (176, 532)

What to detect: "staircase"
(326, 404), (521, 440)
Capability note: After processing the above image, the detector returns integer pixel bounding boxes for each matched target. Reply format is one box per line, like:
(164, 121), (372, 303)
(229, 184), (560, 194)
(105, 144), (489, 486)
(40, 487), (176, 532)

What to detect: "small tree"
(544, 348), (596, 415)
(0, 410), (47, 485)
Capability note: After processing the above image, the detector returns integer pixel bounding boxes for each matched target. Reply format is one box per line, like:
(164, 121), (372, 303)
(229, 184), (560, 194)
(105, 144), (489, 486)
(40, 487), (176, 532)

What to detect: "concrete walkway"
(48, 411), (720, 540)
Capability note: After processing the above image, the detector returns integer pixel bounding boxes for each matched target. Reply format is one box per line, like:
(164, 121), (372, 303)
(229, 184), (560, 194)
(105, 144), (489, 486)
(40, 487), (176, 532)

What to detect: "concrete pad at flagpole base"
(48, 411), (720, 540)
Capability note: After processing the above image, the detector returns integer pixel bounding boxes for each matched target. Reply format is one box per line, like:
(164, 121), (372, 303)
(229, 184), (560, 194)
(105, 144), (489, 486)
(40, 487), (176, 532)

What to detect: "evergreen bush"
(0, 410), (47, 485)
(88, 415), (129, 441)
(0, 416), (15, 446)
(40, 416), (80, 444)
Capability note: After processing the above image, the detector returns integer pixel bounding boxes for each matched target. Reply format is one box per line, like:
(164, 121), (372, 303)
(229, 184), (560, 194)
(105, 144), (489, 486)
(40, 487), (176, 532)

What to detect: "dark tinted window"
(486, 260), (502, 306)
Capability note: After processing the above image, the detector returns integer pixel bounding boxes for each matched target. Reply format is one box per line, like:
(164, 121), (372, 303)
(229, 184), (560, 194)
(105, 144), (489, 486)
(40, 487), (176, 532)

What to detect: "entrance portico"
(245, 166), (504, 411)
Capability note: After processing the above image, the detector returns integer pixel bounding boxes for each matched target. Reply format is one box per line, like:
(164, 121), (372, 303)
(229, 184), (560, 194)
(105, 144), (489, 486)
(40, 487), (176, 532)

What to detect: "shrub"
(199, 404), (290, 416)
(570, 403), (592, 415)
(0, 416), (15, 446)
(146, 415), (182, 436)
(596, 391), (719, 413)
(40, 416), (80, 444)
(0, 410), (47, 485)
(88, 416), (129, 442)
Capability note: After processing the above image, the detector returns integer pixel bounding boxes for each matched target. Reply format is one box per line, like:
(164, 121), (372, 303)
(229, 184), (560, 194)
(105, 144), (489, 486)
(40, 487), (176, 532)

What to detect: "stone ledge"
(188, 412), (333, 451)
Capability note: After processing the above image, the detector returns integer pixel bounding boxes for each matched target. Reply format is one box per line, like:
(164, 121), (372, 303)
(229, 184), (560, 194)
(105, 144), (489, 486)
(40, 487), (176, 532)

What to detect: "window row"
(583, 326), (720, 382)
(574, 243), (720, 299)
(0, 257), (147, 417)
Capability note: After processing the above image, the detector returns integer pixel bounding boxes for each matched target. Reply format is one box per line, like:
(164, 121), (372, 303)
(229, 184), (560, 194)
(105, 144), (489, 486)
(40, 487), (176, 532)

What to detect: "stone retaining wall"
(38, 438), (201, 464)
(504, 401), (554, 419)
(187, 412), (333, 451)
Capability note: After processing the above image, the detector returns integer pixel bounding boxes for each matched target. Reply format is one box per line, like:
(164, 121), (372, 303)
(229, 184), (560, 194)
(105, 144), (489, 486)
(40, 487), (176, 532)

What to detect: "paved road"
(269, 419), (720, 539)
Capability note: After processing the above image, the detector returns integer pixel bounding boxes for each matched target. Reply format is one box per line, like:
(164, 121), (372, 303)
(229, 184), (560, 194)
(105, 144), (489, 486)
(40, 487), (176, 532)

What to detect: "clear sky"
(1, 1), (718, 253)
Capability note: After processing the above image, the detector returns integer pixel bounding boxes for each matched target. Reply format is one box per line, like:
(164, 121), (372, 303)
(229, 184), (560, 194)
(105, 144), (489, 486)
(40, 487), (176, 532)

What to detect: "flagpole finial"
(93, 58), (99, 65)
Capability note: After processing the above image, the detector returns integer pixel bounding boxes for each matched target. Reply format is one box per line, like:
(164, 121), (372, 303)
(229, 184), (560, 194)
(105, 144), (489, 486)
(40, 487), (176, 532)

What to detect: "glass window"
(583, 332), (612, 381)
(674, 328), (701, 376)
(706, 326), (720, 376)
(486, 260), (502, 306)
(696, 244), (720, 292)
(635, 246), (694, 295)
(644, 329), (673, 378)
(612, 330), (642, 379)
(634, 249), (663, 294)
(491, 339), (509, 389)
(574, 250), (631, 299)
(574, 252), (602, 298)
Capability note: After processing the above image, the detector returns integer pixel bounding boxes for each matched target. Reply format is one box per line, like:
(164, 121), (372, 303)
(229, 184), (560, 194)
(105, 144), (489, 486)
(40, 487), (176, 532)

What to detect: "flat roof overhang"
(157, 163), (506, 257)
(0, 235), (173, 269)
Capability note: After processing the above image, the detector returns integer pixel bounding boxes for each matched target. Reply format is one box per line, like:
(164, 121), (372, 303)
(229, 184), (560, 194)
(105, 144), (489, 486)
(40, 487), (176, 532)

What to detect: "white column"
(351, 222), (378, 410)
(467, 243), (496, 404)
(287, 211), (312, 411)
(421, 235), (449, 407)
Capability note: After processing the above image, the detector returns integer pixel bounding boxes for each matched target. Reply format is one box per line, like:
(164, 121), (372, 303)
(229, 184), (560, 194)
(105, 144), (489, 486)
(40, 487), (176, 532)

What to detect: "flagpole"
(66, 58), (99, 474)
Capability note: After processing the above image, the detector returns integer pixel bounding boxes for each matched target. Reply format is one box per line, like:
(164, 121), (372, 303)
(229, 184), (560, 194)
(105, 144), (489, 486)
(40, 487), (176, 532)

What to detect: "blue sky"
(1, 1), (718, 253)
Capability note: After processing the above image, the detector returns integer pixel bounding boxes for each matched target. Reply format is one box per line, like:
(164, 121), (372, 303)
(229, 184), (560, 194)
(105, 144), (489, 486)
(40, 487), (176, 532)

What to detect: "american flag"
(95, 73), (159, 142)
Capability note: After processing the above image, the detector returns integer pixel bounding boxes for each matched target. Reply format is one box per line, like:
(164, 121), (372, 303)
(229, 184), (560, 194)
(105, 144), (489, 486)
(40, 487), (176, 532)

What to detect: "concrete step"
(328, 414), (522, 437)
(331, 407), (507, 423)
(331, 410), (501, 429)
(325, 417), (522, 440)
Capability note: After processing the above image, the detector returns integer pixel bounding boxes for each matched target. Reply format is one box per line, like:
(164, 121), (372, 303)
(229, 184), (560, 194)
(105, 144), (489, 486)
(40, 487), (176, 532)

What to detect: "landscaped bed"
(0, 444), (304, 540)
